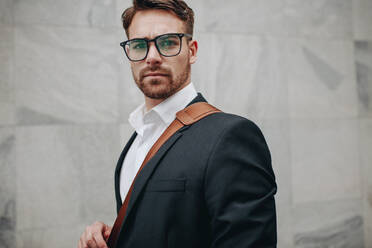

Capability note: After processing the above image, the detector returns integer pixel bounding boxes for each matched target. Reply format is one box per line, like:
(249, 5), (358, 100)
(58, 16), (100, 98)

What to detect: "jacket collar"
(186, 92), (207, 106)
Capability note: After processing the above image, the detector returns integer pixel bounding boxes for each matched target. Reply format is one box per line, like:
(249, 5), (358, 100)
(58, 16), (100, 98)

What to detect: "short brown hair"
(122, 0), (194, 38)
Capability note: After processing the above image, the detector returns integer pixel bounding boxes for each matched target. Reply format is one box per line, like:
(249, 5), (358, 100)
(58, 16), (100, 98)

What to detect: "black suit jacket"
(114, 93), (277, 248)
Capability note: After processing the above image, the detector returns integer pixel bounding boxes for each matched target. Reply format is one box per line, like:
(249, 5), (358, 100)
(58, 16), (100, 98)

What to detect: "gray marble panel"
(355, 41), (372, 117)
(15, 126), (81, 230)
(76, 125), (120, 224)
(189, 0), (352, 38)
(15, 125), (121, 232)
(14, 26), (120, 125)
(117, 57), (145, 123)
(285, 38), (358, 119)
(16, 224), (86, 248)
(293, 199), (364, 248)
(115, 0), (134, 32)
(105, 27), (144, 124)
(191, 33), (220, 106)
(291, 119), (361, 204)
(0, 25), (15, 126)
(283, 0), (353, 39)
(353, 0), (372, 40)
(193, 33), (288, 122)
(187, 0), (285, 35)
(120, 123), (134, 148)
(0, 0), (13, 24)
(14, 0), (117, 28)
(359, 119), (372, 247)
(260, 120), (293, 247)
(0, 128), (16, 248)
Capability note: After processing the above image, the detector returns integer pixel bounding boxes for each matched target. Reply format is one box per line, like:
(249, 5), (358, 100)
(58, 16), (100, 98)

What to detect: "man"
(78, 0), (277, 247)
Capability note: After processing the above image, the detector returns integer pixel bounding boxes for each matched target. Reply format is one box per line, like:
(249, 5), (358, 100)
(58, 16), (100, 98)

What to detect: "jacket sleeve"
(204, 118), (277, 247)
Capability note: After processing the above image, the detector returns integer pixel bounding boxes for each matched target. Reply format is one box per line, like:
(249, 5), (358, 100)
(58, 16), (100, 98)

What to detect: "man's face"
(127, 9), (197, 100)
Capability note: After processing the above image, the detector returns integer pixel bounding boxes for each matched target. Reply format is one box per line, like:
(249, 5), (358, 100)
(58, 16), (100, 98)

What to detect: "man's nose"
(146, 42), (162, 66)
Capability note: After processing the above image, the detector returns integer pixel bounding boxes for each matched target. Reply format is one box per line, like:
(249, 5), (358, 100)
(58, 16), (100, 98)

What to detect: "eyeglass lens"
(125, 34), (182, 61)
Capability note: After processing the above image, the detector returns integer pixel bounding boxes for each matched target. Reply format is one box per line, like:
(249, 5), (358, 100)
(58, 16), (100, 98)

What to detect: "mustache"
(139, 67), (171, 79)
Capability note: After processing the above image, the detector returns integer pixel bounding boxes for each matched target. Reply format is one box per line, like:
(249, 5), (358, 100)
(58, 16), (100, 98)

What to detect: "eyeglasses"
(120, 33), (192, 62)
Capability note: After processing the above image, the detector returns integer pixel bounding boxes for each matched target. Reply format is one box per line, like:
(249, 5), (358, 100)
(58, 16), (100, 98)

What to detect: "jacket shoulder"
(194, 111), (264, 135)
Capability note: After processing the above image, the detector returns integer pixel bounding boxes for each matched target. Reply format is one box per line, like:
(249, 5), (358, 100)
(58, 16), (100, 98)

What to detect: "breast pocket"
(145, 179), (186, 192)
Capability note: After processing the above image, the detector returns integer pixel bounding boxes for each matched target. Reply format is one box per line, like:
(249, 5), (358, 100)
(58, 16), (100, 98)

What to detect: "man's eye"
(160, 39), (176, 47)
(132, 42), (146, 49)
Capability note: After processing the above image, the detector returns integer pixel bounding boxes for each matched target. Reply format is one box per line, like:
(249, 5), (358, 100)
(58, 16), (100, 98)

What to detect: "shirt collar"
(128, 82), (198, 136)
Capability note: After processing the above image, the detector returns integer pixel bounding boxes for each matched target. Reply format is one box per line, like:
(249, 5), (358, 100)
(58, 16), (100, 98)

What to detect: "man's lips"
(143, 72), (168, 77)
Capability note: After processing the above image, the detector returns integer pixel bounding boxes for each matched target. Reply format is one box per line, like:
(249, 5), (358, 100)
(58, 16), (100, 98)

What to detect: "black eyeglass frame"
(120, 33), (193, 62)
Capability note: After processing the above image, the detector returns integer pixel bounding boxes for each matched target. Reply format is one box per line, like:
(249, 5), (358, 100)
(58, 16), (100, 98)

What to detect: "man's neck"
(144, 98), (164, 112)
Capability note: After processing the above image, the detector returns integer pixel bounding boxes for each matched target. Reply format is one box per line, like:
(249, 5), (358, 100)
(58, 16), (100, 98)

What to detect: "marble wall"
(0, 0), (371, 247)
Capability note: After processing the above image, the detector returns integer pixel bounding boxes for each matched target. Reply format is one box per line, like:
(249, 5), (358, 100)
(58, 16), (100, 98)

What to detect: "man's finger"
(78, 238), (84, 248)
(103, 226), (112, 241)
(86, 238), (98, 248)
(93, 231), (108, 248)
(85, 231), (98, 248)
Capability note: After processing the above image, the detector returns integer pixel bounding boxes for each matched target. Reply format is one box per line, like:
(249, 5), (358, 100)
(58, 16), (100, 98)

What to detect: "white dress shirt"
(119, 82), (198, 201)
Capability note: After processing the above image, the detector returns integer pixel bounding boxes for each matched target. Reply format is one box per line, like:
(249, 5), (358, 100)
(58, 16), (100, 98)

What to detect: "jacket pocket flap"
(146, 179), (186, 192)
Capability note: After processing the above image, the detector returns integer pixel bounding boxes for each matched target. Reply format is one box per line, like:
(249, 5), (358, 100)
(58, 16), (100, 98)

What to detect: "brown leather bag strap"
(107, 102), (221, 248)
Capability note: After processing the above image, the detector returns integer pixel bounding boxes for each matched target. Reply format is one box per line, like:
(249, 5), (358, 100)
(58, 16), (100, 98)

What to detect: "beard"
(133, 62), (191, 100)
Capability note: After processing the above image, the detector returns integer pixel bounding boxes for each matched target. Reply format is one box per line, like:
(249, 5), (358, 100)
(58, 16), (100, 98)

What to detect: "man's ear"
(188, 40), (198, 64)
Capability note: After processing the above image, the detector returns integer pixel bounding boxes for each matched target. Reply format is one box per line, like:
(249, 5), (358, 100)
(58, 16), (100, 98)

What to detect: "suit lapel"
(114, 131), (137, 212)
(119, 93), (208, 227)
(122, 132), (183, 227)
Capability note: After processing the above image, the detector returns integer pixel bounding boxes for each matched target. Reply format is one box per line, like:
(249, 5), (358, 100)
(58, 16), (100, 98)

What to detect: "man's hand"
(78, 221), (112, 248)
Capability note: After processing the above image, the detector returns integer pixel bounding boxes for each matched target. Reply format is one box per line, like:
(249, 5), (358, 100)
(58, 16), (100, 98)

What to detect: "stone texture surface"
(283, 0), (353, 39)
(16, 224), (86, 248)
(115, 0), (133, 29)
(15, 125), (120, 234)
(355, 41), (372, 117)
(291, 119), (361, 204)
(260, 120), (293, 247)
(117, 57), (145, 123)
(0, 128), (16, 248)
(0, 0), (13, 25)
(14, 0), (117, 28)
(359, 119), (372, 248)
(353, 0), (372, 40)
(14, 26), (121, 125)
(16, 126), (81, 230)
(193, 33), (288, 122)
(285, 38), (358, 119)
(189, 0), (352, 38)
(120, 123), (135, 148)
(76, 125), (121, 224)
(293, 200), (364, 248)
(188, 0), (285, 35)
(0, 25), (15, 126)
(295, 216), (364, 248)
